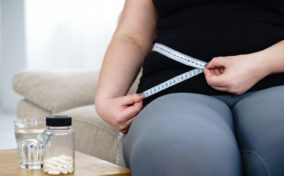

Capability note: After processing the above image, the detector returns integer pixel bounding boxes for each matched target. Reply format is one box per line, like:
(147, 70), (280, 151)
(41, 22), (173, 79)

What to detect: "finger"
(120, 129), (128, 134)
(120, 93), (145, 105)
(121, 101), (143, 121)
(121, 125), (131, 134)
(204, 68), (226, 87)
(206, 57), (228, 69)
(209, 69), (216, 75)
(125, 117), (135, 128)
(214, 68), (221, 75)
(121, 117), (135, 133)
(211, 86), (228, 91)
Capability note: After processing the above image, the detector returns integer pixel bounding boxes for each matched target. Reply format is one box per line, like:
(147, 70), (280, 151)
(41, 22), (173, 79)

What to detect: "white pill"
(59, 168), (68, 175)
(53, 160), (65, 167)
(48, 170), (60, 175)
(46, 159), (63, 167)
(56, 158), (72, 165)
(44, 156), (73, 175)
(47, 161), (58, 167)
(57, 167), (68, 173)
(63, 164), (70, 169)
(44, 163), (57, 171)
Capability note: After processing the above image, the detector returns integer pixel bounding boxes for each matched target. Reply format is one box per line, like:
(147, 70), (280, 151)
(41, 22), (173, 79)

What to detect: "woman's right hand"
(96, 93), (145, 134)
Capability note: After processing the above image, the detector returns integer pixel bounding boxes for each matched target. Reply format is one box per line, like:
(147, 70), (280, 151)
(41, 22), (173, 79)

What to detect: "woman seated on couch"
(95, 0), (284, 175)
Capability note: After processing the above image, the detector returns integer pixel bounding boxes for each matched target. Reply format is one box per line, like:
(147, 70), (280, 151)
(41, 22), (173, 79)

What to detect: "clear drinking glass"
(13, 118), (46, 169)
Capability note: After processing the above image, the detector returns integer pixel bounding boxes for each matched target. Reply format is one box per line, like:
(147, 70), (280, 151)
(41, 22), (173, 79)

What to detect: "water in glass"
(14, 119), (46, 169)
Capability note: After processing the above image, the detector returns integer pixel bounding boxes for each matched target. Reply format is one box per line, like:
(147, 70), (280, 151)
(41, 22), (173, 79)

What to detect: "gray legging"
(123, 85), (284, 176)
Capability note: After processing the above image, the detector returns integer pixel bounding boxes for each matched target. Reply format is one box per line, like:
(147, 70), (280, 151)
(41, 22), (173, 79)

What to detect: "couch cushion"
(13, 70), (99, 113)
(57, 104), (125, 165)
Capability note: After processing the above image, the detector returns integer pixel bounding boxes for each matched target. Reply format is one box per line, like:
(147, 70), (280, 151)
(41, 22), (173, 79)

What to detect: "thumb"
(204, 68), (226, 86)
(206, 57), (228, 69)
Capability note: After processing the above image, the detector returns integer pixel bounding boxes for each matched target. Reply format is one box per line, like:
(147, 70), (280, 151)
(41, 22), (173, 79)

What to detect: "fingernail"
(204, 63), (208, 67)
(138, 93), (145, 96)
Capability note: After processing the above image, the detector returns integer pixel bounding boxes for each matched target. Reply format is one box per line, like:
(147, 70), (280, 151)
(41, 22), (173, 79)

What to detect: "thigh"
(233, 85), (284, 176)
(123, 93), (242, 176)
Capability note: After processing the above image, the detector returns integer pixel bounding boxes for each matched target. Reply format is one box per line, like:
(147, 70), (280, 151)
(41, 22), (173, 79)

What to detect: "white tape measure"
(143, 43), (207, 98)
(115, 43), (208, 165)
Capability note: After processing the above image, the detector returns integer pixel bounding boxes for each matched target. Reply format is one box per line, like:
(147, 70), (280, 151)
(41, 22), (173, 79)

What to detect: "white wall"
(25, 0), (124, 71)
(0, 0), (123, 112)
(0, 0), (26, 112)
(0, 0), (3, 110)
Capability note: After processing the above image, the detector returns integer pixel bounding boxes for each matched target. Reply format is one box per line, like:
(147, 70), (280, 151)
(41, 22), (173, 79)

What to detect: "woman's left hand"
(204, 52), (270, 95)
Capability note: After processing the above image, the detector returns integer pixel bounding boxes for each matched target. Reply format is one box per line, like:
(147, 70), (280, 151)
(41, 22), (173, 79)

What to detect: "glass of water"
(13, 118), (46, 169)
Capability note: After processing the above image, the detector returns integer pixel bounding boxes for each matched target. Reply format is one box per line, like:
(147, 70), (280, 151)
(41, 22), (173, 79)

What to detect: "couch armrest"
(13, 69), (100, 113)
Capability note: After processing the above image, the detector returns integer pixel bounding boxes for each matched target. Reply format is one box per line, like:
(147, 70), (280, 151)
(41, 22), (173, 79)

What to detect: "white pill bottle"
(43, 115), (75, 175)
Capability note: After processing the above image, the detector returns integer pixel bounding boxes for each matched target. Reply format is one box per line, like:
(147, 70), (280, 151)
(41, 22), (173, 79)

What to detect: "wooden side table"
(0, 149), (130, 176)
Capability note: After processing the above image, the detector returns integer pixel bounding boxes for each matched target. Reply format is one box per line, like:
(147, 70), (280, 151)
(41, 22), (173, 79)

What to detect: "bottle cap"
(46, 115), (72, 127)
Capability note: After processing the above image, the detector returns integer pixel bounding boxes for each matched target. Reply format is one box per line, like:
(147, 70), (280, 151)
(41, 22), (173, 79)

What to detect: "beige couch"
(13, 69), (142, 166)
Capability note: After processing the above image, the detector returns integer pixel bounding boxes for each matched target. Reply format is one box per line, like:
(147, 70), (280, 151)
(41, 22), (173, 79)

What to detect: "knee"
(129, 133), (182, 175)
(232, 86), (284, 176)
(129, 126), (242, 176)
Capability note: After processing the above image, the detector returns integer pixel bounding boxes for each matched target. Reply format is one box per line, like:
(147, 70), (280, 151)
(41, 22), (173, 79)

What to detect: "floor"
(0, 110), (17, 149)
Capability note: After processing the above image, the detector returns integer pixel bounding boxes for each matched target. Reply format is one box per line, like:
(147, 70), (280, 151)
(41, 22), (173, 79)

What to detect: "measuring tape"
(142, 43), (207, 98)
(115, 43), (207, 165)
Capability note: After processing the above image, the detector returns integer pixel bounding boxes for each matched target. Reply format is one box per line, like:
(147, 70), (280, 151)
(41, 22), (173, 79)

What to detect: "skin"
(95, 0), (284, 133)
(95, 0), (157, 134)
(204, 40), (284, 95)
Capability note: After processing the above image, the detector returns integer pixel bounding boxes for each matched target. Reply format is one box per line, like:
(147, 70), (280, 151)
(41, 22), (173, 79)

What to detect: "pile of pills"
(43, 155), (74, 175)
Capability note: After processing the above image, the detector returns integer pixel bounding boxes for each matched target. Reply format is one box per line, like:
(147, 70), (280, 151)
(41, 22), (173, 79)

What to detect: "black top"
(137, 0), (284, 107)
